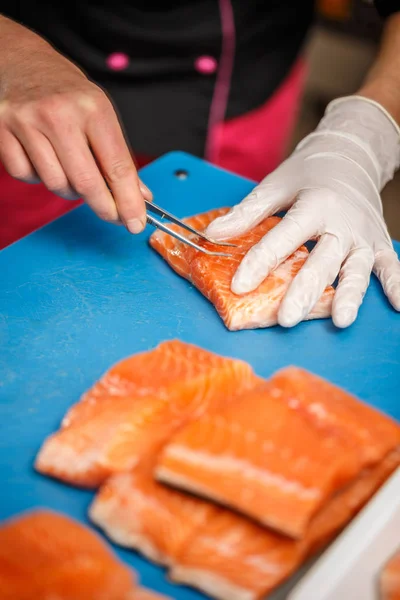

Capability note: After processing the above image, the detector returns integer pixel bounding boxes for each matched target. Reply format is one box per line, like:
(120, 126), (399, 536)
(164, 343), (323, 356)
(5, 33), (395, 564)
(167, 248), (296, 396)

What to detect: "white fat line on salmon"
(195, 534), (284, 576)
(36, 436), (100, 475)
(160, 445), (321, 501)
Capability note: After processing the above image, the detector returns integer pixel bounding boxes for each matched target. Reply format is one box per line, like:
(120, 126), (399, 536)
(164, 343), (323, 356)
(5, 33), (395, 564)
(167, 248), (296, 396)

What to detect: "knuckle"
(80, 86), (112, 118)
(105, 160), (134, 184)
(362, 246), (375, 265)
(281, 212), (305, 242)
(79, 88), (109, 115)
(318, 188), (340, 211)
(0, 99), (9, 117)
(242, 189), (260, 204)
(0, 115), (9, 133)
(34, 87), (108, 126)
(97, 208), (119, 223)
(3, 106), (30, 130)
(73, 173), (98, 197)
(44, 175), (69, 194)
(36, 96), (68, 124)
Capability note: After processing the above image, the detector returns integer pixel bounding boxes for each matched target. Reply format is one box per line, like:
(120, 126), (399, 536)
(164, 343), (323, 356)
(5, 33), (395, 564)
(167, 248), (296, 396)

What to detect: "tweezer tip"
(203, 237), (238, 248)
(207, 251), (234, 258)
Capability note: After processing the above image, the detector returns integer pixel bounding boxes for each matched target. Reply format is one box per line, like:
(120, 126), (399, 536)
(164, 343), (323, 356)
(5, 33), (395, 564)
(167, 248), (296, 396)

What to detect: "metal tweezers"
(146, 200), (237, 257)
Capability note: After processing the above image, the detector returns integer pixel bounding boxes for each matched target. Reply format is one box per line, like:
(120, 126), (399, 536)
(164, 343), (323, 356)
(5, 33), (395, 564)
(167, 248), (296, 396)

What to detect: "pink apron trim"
(204, 0), (236, 163)
(210, 59), (307, 182)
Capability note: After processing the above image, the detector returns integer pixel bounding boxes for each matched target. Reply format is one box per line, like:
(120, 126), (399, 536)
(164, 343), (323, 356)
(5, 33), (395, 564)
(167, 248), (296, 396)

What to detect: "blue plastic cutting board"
(1, 151), (399, 598)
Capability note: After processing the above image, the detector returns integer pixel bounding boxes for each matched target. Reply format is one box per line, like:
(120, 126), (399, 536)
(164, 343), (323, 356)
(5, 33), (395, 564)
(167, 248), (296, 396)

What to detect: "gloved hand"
(206, 96), (400, 328)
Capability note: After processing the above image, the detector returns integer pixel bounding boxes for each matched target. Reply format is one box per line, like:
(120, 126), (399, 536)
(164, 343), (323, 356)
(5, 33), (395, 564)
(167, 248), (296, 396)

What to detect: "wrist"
(358, 81), (400, 127)
(297, 96), (400, 191)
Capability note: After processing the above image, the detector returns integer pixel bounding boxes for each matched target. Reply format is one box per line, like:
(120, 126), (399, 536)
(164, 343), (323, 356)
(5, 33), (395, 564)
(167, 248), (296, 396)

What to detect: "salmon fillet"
(35, 340), (258, 487)
(170, 449), (400, 600)
(90, 448), (400, 600)
(149, 208), (334, 330)
(156, 371), (400, 538)
(0, 510), (137, 600)
(381, 549), (400, 600)
(89, 457), (219, 565)
(270, 367), (400, 465)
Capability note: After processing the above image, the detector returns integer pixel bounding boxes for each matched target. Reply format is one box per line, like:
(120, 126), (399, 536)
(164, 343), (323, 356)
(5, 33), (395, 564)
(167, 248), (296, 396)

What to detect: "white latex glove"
(206, 96), (400, 328)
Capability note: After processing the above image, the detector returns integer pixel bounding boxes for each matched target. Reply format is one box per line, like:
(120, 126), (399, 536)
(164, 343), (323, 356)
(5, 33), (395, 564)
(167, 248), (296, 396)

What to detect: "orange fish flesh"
(149, 208), (334, 330)
(35, 340), (258, 488)
(0, 510), (137, 600)
(89, 445), (400, 600)
(170, 449), (400, 600)
(156, 369), (400, 538)
(90, 457), (219, 566)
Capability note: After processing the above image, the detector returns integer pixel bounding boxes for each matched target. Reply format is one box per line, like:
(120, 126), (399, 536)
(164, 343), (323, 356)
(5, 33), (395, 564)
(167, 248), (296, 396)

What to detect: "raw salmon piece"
(35, 340), (258, 488)
(380, 550), (400, 600)
(270, 367), (400, 465)
(156, 382), (357, 538)
(0, 510), (137, 600)
(89, 457), (219, 565)
(170, 449), (400, 600)
(304, 449), (400, 553)
(157, 375), (400, 538)
(149, 208), (334, 330)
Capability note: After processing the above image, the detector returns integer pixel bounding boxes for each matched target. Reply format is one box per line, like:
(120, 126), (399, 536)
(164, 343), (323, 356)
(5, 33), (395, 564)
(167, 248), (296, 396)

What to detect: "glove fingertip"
(277, 303), (304, 328)
(277, 314), (298, 328)
(388, 292), (400, 312)
(230, 276), (255, 296)
(332, 308), (357, 329)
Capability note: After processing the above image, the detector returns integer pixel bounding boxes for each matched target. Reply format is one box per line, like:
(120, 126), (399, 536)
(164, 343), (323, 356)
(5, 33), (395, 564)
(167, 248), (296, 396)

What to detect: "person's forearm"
(0, 15), (82, 86)
(358, 11), (400, 125)
(0, 14), (52, 54)
(0, 14), (56, 86)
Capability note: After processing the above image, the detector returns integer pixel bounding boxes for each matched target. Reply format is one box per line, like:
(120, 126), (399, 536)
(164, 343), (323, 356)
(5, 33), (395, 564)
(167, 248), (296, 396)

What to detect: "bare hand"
(0, 22), (151, 233)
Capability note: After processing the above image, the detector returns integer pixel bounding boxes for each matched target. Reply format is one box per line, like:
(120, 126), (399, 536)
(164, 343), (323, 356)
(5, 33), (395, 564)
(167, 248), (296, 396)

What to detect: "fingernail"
(139, 180), (153, 201)
(127, 217), (145, 234)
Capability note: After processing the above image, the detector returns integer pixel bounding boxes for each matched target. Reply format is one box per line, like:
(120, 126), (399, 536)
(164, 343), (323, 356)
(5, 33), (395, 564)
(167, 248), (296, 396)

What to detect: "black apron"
(1, 0), (394, 157)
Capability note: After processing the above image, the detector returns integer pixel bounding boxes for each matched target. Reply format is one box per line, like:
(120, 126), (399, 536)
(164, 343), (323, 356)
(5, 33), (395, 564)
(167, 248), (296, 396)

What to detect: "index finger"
(87, 101), (151, 233)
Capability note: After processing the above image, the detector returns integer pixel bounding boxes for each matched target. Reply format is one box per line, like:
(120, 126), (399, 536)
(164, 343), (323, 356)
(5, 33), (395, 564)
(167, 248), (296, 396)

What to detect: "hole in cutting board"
(174, 169), (189, 180)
